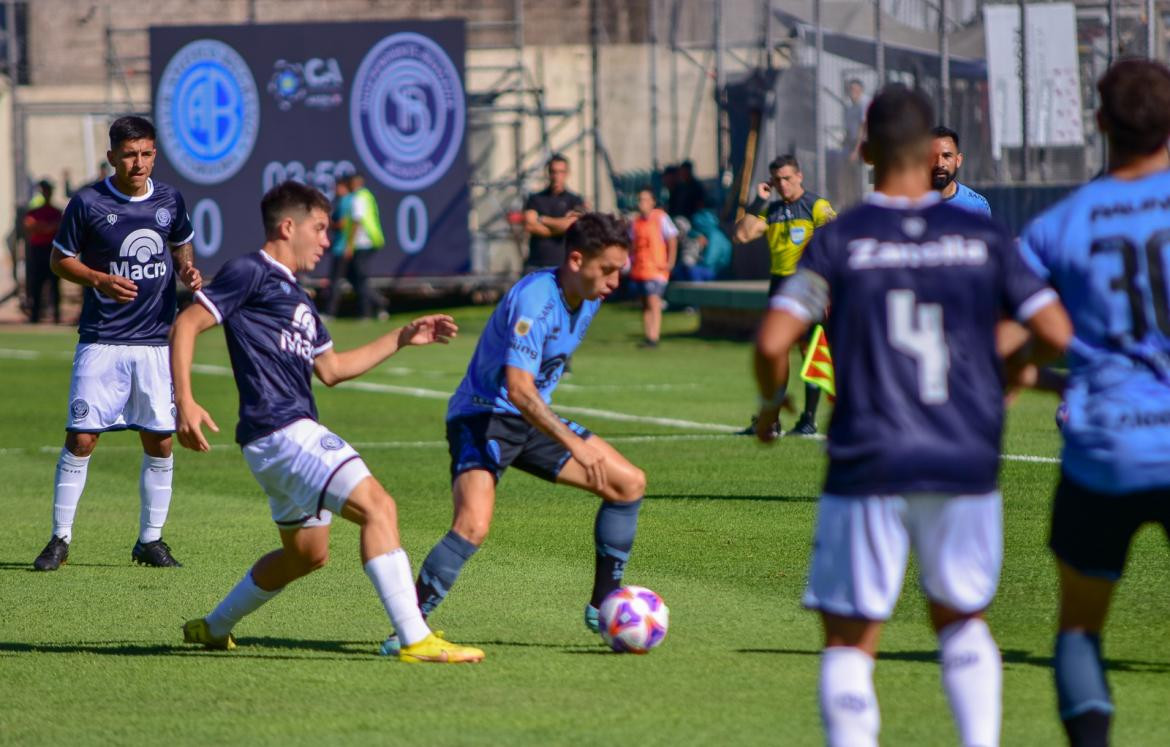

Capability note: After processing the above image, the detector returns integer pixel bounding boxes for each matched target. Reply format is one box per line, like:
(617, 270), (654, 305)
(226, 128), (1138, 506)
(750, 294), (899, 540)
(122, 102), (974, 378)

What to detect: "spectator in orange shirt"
(628, 186), (678, 348)
(23, 180), (63, 323)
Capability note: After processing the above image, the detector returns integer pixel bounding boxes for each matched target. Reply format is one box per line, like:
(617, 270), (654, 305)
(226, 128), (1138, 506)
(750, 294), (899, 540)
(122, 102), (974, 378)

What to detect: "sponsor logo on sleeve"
(514, 316), (533, 337)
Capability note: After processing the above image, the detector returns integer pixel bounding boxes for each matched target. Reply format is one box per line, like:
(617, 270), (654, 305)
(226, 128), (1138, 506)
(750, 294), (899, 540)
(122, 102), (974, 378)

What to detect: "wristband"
(747, 195), (768, 216)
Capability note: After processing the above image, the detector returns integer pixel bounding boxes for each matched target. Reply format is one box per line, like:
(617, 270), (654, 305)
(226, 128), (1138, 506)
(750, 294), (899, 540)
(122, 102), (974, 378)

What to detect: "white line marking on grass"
(0, 346), (1062, 463)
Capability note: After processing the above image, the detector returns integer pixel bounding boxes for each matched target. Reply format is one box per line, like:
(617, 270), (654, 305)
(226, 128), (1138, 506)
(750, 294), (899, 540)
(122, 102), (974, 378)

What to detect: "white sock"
(205, 570), (281, 639)
(364, 549), (431, 647)
(138, 454), (174, 543)
(52, 448), (91, 543)
(939, 618), (1002, 747)
(820, 646), (880, 747)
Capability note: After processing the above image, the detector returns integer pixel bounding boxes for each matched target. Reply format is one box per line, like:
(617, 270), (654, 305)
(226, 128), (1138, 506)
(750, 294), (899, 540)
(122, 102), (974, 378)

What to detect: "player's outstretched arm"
(506, 366), (608, 489)
(753, 309), (808, 442)
(50, 247), (138, 303)
(314, 314), (458, 387)
(170, 302), (220, 452)
(170, 242), (202, 291)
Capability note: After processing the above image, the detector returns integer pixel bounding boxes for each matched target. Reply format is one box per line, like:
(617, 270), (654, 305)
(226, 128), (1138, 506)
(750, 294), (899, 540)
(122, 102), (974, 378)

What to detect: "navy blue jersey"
(53, 178), (194, 345)
(448, 268), (600, 419)
(777, 193), (1054, 496)
(195, 251), (333, 445)
(1019, 170), (1170, 493)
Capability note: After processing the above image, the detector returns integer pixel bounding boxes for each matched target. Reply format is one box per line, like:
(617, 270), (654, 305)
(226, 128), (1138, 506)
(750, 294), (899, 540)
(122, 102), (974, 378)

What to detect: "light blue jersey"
(943, 182), (992, 218)
(448, 268), (600, 419)
(1019, 169), (1170, 493)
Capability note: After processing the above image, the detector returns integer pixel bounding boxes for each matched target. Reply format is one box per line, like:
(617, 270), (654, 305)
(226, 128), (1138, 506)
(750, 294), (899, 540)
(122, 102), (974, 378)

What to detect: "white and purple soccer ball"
(598, 585), (669, 654)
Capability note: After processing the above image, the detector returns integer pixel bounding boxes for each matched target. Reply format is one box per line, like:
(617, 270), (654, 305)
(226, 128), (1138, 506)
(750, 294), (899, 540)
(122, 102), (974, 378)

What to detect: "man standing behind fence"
(23, 180), (63, 324)
(523, 154), (585, 272)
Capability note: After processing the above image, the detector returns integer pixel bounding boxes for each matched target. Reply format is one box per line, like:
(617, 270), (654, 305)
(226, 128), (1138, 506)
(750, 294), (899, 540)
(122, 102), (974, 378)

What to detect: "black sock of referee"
(803, 383), (821, 422)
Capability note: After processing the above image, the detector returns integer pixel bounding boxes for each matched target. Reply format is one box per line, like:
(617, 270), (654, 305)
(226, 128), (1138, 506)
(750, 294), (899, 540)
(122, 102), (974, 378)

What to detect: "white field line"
(0, 346), (1060, 464)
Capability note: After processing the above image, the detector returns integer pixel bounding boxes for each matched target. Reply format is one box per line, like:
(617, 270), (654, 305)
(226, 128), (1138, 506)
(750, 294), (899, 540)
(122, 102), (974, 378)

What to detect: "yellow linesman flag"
(800, 324), (835, 399)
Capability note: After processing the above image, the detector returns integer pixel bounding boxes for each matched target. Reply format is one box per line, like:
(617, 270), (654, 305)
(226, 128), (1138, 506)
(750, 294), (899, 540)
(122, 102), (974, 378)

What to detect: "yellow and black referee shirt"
(757, 191), (836, 276)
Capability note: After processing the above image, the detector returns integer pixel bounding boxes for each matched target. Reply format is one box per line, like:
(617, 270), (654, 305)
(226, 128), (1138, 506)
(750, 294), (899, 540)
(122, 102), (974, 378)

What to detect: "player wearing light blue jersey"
(170, 181), (483, 664)
(1016, 59), (1170, 747)
(386, 213), (644, 653)
(32, 116), (202, 572)
(932, 126), (992, 218)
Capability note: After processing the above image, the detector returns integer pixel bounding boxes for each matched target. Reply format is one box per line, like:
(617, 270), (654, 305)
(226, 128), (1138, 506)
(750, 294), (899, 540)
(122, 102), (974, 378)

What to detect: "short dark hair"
(864, 84), (935, 168)
(564, 212), (630, 257)
(109, 116), (156, 150)
(1098, 58), (1170, 157)
(769, 154), (800, 172)
(637, 184), (656, 196)
(932, 125), (960, 149)
(547, 153), (569, 169)
(260, 181), (331, 239)
(847, 78), (864, 89)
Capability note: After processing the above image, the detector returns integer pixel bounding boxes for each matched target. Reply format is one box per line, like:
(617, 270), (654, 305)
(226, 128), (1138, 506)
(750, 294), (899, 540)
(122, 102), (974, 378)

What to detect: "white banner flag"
(985, 3), (1084, 159)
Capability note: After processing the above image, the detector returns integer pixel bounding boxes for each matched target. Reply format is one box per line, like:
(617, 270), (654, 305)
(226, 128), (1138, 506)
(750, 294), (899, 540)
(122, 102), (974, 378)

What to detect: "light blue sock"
(414, 530), (478, 617)
(591, 498), (642, 607)
(1055, 631), (1113, 719)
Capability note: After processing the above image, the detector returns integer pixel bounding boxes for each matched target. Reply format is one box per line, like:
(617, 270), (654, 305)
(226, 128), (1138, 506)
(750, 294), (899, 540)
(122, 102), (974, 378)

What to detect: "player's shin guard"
(366, 548), (430, 646)
(205, 570), (281, 639)
(138, 454), (174, 543)
(52, 448), (91, 543)
(415, 530), (478, 617)
(939, 618), (1002, 747)
(591, 498), (642, 607)
(1055, 631), (1112, 747)
(819, 647), (880, 747)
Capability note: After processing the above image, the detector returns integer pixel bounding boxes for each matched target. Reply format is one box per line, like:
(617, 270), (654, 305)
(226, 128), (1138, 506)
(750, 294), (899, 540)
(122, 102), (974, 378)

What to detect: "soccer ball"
(598, 586), (669, 654)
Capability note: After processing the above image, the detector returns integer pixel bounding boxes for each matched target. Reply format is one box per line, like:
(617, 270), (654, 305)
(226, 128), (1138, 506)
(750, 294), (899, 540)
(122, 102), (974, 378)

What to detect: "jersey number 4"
(887, 290), (950, 404)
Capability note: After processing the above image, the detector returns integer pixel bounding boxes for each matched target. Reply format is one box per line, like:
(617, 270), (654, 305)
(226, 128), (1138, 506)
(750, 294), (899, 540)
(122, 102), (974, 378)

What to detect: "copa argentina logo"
(349, 32), (465, 191)
(156, 39), (260, 185)
(268, 58), (343, 111)
(109, 228), (167, 281)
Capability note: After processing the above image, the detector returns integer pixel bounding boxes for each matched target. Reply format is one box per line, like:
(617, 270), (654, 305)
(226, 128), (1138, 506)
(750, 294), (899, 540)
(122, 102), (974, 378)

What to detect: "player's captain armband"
(769, 269), (828, 323)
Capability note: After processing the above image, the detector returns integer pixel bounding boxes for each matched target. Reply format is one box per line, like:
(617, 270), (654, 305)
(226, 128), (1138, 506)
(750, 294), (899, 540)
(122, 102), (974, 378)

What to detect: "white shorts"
(66, 343), (175, 433)
(803, 491), (1003, 620)
(242, 419), (372, 529)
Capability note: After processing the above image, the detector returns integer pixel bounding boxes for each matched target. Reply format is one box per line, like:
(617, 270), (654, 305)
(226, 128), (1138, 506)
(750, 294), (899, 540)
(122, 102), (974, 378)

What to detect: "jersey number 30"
(887, 290), (950, 404)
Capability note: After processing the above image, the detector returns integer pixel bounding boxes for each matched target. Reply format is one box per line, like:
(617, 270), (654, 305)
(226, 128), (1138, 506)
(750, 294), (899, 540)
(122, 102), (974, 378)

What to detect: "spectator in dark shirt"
(522, 154), (585, 272)
(23, 180), (63, 323)
(667, 160), (707, 219)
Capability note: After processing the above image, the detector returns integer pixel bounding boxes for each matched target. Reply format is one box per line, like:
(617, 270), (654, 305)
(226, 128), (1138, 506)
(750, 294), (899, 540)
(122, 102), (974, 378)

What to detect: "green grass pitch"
(2, 303), (1168, 745)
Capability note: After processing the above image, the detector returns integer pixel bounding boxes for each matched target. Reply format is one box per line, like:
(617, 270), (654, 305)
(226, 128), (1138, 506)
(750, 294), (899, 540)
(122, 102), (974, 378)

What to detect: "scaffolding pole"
(815, 0), (826, 192)
(590, 0), (601, 207)
(940, 0), (950, 122)
(1019, 0), (1029, 183)
(1148, 0), (1157, 59)
(6, 0), (24, 204)
(649, 0), (660, 173)
(875, 0), (885, 84)
(715, 0), (726, 181)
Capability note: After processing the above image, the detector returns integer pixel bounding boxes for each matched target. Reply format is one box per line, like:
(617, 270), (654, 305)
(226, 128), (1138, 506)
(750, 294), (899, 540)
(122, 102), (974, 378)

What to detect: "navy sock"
(415, 530), (478, 618)
(803, 383), (821, 420)
(1055, 631), (1112, 747)
(591, 498), (642, 607)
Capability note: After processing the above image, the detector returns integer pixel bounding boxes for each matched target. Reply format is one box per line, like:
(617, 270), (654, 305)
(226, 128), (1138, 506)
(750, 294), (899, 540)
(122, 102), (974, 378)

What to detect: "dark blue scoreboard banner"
(149, 20), (469, 276)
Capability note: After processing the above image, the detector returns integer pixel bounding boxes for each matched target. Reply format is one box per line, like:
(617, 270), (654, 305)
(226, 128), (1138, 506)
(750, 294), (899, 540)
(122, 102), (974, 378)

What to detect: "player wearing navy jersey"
(170, 182), (482, 664)
(380, 214), (644, 653)
(32, 116), (202, 572)
(755, 86), (1071, 746)
(1016, 60), (1170, 747)
(932, 126), (992, 218)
